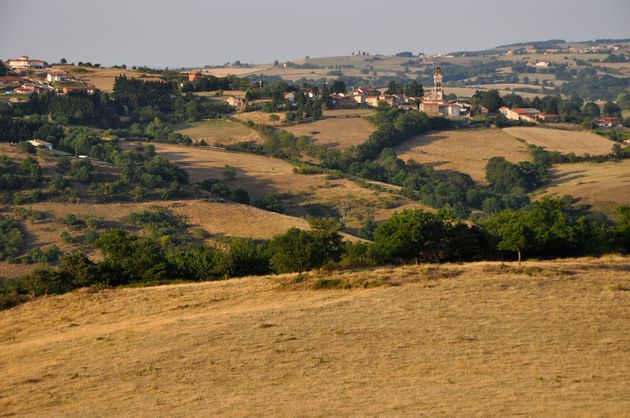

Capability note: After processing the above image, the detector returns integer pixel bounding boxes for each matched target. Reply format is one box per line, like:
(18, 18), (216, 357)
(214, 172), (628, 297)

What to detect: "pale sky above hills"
(1, 0), (629, 68)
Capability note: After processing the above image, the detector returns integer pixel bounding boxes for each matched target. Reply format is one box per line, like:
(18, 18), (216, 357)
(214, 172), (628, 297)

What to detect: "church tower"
(432, 66), (444, 101)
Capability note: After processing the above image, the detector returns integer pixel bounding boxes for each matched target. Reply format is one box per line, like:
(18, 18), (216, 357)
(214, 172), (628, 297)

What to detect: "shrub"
(256, 192), (283, 213)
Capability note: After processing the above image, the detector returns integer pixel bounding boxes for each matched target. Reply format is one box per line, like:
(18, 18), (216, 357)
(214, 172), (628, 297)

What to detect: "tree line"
(2, 201), (628, 309)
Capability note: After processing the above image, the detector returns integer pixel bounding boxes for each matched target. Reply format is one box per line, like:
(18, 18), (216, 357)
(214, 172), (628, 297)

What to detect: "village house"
(46, 71), (68, 83)
(419, 67), (461, 117)
(7, 55), (47, 71)
(28, 139), (53, 151)
(188, 72), (202, 82)
(0, 76), (24, 88)
(329, 93), (358, 109)
(14, 84), (42, 95)
(536, 113), (560, 123)
(226, 96), (246, 108)
(356, 86), (380, 96)
(283, 91), (296, 102)
(62, 84), (97, 95)
(365, 96), (381, 107)
(594, 116), (622, 128)
(501, 107), (541, 123)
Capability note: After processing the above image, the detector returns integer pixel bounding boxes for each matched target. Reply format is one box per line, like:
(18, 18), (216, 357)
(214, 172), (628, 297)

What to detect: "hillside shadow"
(549, 170), (588, 186)
(395, 134), (449, 153)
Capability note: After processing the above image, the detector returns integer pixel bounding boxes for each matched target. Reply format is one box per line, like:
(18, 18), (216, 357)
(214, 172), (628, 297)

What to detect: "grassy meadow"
(1, 257), (628, 416)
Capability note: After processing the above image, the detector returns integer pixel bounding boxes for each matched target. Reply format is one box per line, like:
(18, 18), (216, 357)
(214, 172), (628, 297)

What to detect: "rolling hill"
(1, 257), (628, 416)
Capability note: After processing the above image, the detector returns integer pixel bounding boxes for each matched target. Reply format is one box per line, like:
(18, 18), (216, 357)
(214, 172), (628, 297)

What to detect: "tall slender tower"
(432, 66), (444, 101)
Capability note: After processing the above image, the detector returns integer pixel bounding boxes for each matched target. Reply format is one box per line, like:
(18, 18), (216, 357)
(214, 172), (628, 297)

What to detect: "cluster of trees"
(559, 68), (629, 101)
(0, 215), (24, 261)
(0, 154), (45, 204)
(56, 129), (189, 201)
(4, 200), (628, 309)
(180, 74), (248, 92)
(383, 81), (424, 97)
(0, 115), (64, 143)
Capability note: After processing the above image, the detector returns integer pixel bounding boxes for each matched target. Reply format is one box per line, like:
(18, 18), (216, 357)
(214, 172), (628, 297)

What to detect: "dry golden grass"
(395, 129), (531, 183)
(1, 257), (629, 416)
(199, 67), (270, 77)
(139, 143), (425, 228)
(51, 65), (163, 92)
(540, 160), (630, 212)
(174, 119), (262, 146)
(285, 117), (376, 149)
(232, 111), (286, 126)
(0, 199), (317, 279)
(445, 86), (542, 99)
(322, 108), (376, 118)
(504, 127), (614, 155)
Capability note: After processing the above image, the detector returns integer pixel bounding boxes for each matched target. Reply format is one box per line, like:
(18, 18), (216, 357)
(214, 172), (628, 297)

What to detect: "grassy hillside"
(539, 159), (630, 214)
(173, 119), (262, 146)
(138, 142), (426, 228)
(503, 127), (615, 155)
(394, 129), (531, 183)
(1, 257), (628, 416)
(284, 117), (376, 149)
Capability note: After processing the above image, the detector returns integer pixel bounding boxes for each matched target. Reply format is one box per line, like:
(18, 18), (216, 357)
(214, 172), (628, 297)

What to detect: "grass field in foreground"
(395, 129), (531, 183)
(503, 127), (614, 155)
(1, 257), (628, 416)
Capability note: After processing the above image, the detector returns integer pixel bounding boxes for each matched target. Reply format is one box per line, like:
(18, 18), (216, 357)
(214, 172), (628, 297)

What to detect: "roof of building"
(595, 116), (621, 122)
(0, 76), (24, 82)
(512, 108), (541, 114)
(9, 56), (46, 63)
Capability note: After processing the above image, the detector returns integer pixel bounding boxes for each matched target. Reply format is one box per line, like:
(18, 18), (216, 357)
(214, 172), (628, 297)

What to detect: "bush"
(0, 216), (24, 260)
(256, 192), (283, 213)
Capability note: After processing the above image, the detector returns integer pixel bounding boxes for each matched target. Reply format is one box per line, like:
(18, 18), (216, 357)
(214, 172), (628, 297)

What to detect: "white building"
(7, 56), (47, 71)
(28, 139), (53, 151)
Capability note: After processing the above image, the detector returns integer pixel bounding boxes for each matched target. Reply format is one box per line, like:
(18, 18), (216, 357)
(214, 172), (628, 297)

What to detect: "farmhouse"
(0, 76), (24, 88)
(502, 107), (541, 123)
(226, 96), (246, 108)
(14, 84), (42, 95)
(28, 139), (53, 151)
(356, 86), (380, 96)
(536, 113), (560, 123)
(46, 71), (68, 83)
(7, 55), (47, 71)
(62, 85), (97, 95)
(329, 94), (358, 109)
(419, 67), (461, 117)
(594, 117), (622, 128)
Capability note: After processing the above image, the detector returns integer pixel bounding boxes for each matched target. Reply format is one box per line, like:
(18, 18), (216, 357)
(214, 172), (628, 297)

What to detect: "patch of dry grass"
(395, 129), (531, 183)
(174, 119), (262, 146)
(540, 160), (630, 213)
(285, 117), (376, 149)
(1, 257), (628, 416)
(51, 65), (163, 92)
(232, 111), (286, 126)
(139, 143), (425, 228)
(504, 127), (614, 155)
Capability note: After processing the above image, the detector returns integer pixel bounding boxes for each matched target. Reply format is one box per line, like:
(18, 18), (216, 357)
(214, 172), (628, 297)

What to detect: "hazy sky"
(1, 0), (629, 68)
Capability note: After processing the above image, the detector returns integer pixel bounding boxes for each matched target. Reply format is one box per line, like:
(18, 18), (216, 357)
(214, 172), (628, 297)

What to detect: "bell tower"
(432, 66), (444, 101)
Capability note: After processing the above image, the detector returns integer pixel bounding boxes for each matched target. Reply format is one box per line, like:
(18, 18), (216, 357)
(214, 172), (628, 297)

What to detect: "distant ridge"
(495, 37), (630, 49)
